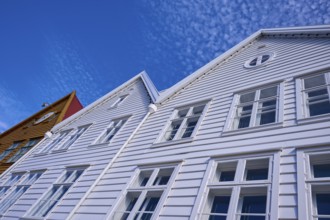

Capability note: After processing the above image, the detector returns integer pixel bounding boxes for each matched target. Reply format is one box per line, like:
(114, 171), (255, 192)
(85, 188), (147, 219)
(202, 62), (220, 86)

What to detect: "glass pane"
(246, 168), (268, 180)
(260, 86), (277, 99)
(219, 171), (235, 182)
(209, 215), (226, 220)
(316, 194), (330, 215)
(177, 109), (189, 118)
(240, 216), (265, 220)
(241, 195), (267, 214)
(165, 121), (182, 141)
(238, 117), (251, 129)
(181, 118), (198, 138)
(313, 164), (330, 178)
(211, 196), (230, 214)
(240, 92), (255, 103)
(309, 101), (330, 116)
(144, 197), (159, 211)
(259, 111), (276, 125)
(193, 105), (205, 115)
(158, 176), (170, 185)
(122, 198), (138, 220)
(140, 177), (149, 186)
(261, 55), (270, 63)
(304, 74), (326, 89)
(249, 58), (258, 66)
(307, 89), (328, 99)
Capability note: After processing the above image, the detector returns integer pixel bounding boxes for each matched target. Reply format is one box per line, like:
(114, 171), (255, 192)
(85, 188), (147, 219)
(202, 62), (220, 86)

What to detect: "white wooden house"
(0, 25), (329, 220)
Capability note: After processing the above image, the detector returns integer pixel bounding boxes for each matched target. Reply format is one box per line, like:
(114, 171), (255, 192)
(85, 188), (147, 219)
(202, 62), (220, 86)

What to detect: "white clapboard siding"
(0, 78), (152, 220)
(85, 34), (330, 220)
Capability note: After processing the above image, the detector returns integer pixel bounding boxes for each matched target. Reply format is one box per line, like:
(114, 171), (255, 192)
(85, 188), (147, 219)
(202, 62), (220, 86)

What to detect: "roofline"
(157, 25), (330, 104)
(0, 91), (75, 138)
(51, 71), (159, 132)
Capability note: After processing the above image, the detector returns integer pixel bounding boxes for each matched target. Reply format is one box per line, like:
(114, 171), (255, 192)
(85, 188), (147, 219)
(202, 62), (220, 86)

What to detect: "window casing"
(110, 95), (128, 108)
(199, 156), (276, 220)
(229, 85), (280, 130)
(160, 103), (208, 142)
(95, 117), (129, 144)
(298, 72), (330, 118)
(244, 52), (275, 68)
(54, 125), (90, 151)
(0, 142), (22, 161)
(297, 150), (330, 220)
(112, 165), (177, 220)
(38, 131), (70, 154)
(28, 167), (86, 218)
(7, 138), (40, 163)
(0, 171), (43, 215)
(0, 173), (24, 200)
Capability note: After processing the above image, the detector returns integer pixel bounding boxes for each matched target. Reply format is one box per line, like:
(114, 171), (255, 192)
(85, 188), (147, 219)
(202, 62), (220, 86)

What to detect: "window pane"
(313, 164), (330, 178)
(240, 216), (265, 220)
(309, 101), (330, 116)
(211, 196), (230, 214)
(316, 194), (330, 215)
(304, 74), (326, 89)
(238, 117), (251, 129)
(219, 171), (235, 182)
(241, 195), (267, 214)
(140, 177), (149, 187)
(261, 55), (270, 63)
(181, 118), (198, 138)
(165, 121), (182, 141)
(193, 105), (205, 115)
(177, 109), (189, 118)
(260, 86), (277, 99)
(249, 58), (257, 66)
(246, 168), (268, 181)
(240, 92), (255, 103)
(259, 111), (276, 125)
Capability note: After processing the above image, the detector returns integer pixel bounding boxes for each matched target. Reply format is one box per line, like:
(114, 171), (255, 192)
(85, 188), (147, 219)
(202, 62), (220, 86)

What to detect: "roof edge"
(51, 71), (159, 132)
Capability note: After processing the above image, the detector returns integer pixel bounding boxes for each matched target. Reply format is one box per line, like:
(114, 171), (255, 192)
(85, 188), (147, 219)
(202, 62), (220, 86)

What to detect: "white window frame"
(108, 164), (180, 220)
(297, 148), (330, 220)
(0, 141), (22, 161)
(7, 138), (40, 163)
(194, 153), (280, 220)
(296, 71), (330, 121)
(157, 101), (210, 143)
(53, 124), (91, 152)
(109, 95), (128, 109)
(0, 173), (25, 200)
(94, 116), (130, 145)
(0, 171), (43, 216)
(37, 130), (72, 154)
(25, 166), (87, 218)
(244, 52), (275, 69)
(224, 83), (283, 132)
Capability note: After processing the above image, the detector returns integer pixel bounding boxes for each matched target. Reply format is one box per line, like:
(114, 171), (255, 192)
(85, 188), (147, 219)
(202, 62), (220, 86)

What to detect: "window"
(231, 85), (280, 130)
(0, 142), (22, 161)
(200, 156), (274, 220)
(113, 166), (177, 220)
(54, 125), (90, 151)
(29, 167), (86, 217)
(110, 95), (128, 108)
(96, 117), (128, 144)
(300, 73), (330, 118)
(244, 52), (275, 68)
(161, 103), (207, 142)
(298, 151), (330, 220)
(7, 138), (40, 163)
(38, 131), (70, 153)
(0, 171), (43, 215)
(0, 173), (24, 200)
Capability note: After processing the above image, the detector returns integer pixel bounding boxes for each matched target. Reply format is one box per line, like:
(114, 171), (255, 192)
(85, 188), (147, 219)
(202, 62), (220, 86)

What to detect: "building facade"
(0, 26), (329, 220)
(0, 91), (83, 174)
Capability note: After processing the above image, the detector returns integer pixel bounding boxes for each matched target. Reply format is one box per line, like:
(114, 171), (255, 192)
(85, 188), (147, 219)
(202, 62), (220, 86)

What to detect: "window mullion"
(250, 91), (260, 127)
(127, 190), (147, 220)
(148, 169), (160, 186)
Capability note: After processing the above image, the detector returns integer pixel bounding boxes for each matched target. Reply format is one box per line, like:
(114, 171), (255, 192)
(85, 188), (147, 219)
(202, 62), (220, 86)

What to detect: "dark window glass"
(246, 168), (268, 180)
(309, 101), (330, 116)
(249, 58), (258, 66)
(261, 55), (270, 63)
(158, 176), (170, 185)
(304, 75), (326, 89)
(140, 177), (149, 186)
(121, 198), (138, 220)
(260, 111), (276, 125)
(316, 194), (330, 215)
(238, 117), (251, 129)
(181, 119), (198, 138)
(209, 196), (230, 220)
(241, 195), (266, 220)
(220, 171), (235, 181)
(313, 164), (330, 178)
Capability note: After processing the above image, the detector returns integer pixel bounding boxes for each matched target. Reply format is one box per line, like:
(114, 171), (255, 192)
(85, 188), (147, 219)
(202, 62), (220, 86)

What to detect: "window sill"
(20, 216), (43, 220)
(151, 137), (194, 148)
(297, 113), (330, 125)
(88, 142), (109, 148)
(221, 122), (283, 137)
(51, 149), (68, 153)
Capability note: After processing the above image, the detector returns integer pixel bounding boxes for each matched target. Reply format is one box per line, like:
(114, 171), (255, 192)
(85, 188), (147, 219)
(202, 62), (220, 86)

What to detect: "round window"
(244, 52), (275, 68)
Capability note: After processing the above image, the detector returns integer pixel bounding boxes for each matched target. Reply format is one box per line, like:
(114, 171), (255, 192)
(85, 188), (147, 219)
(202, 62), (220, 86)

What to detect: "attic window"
(244, 52), (275, 68)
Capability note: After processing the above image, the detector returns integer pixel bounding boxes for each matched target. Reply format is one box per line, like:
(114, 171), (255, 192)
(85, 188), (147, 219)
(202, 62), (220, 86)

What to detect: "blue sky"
(0, 0), (329, 132)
